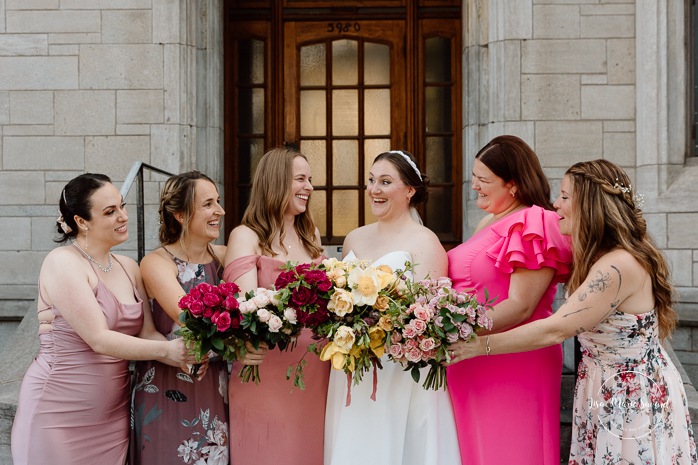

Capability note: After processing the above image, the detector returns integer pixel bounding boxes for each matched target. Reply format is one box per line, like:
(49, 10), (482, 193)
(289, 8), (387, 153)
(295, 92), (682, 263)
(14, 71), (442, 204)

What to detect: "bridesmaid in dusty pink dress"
(223, 147), (330, 465)
(445, 136), (572, 465)
(12, 174), (192, 465)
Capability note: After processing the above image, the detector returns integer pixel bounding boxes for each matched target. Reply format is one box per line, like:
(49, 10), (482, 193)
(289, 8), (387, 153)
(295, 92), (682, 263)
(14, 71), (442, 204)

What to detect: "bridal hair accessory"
(389, 150), (422, 181)
(613, 178), (644, 209)
(62, 188), (67, 204)
(57, 215), (72, 234)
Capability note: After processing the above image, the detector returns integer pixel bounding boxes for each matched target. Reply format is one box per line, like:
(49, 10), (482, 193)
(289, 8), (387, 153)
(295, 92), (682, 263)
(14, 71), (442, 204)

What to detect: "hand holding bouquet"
(177, 281), (242, 376)
(231, 287), (301, 384)
(387, 277), (493, 390)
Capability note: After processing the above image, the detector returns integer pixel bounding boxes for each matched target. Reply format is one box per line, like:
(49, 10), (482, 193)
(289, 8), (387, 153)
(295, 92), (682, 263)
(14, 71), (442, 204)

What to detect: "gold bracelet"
(485, 335), (491, 356)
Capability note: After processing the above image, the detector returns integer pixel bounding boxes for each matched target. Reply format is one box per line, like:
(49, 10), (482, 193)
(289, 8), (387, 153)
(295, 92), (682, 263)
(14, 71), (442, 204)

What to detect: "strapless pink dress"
(12, 258), (143, 465)
(223, 255), (330, 465)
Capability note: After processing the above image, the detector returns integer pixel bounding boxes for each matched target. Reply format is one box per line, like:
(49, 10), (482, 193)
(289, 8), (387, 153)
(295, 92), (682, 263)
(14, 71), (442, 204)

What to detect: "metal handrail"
(120, 161), (175, 262)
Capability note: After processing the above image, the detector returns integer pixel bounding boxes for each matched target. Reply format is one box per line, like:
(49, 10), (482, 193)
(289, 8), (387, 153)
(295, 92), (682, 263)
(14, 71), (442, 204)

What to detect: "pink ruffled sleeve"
(485, 205), (572, 279)
(222, 255), (259, 283)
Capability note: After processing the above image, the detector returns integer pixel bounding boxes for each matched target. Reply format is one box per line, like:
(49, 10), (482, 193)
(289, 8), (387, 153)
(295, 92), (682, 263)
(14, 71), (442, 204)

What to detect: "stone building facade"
(0, 0), (697, 462)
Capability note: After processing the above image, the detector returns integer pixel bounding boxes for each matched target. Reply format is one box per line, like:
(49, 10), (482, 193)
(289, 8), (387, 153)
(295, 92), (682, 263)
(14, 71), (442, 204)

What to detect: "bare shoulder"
(228, 225), (258, 246)
(112, 253), (141, 277)
(595, 248), (645, 276)
(225, 225), (261, 261)
(343, 224), (376, 253)
(140, 248), (173, 272)
(43, 246), (84, 271)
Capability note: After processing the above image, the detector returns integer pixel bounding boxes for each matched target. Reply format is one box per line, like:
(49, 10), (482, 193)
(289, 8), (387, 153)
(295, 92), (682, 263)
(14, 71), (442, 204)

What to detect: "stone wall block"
(153, 0), (182, 44)
(150, 124), (185, 175)
(60, 0), (151, 8)
(604, 120), (634, 132)
(603, 131), (635, 166)
(6, 11), (100, 34)
(0, 218), (30, 250)
(522, 39), (606, 74)
(581, 14), (634, 39)
(0, 92), (8, 125)
(643, 213), (667, 248)
(55, 90), (115, 135)
(0, 34), (48, 56)
(694, 262), (698, 287)
(79, 45), (163, 90)
(48, 33), (101, 45)
(535, 121), (602, 166)
(3, 136), (84, 170)
(492, 0), (532, 41)
(117, 90), (163, 124)
(665, 249), (693, 287)
(10, 91), (53, 124)
(521, 75), (580, 120)
(0, 251), (45, 284)
(6, 0), (58, 9)
(0, 57), (77, 90)
(116, 124), (151, 135)
(31, 216), (60, 251)
(164, 44), (181, 123)
(607, 38), (634, 84)
(581, 85), (635, 119)
(85, 136), (150, 180)
(0, 0), (6, 34)
(533, 5), (580, 39)
(0, 172), (44, 205)
(2, 125), (53, 136)
(49, 44), (79, 56)
(581, 74), (607, 85)
(669, 214), (698, 249)
(580, 4), (635, 15)
(102, 10), (152, 44)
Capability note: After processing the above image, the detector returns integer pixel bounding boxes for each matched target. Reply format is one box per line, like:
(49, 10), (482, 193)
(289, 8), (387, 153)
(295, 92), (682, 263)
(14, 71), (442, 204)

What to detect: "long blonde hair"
(242, 147), (323, 259)
(565, 159), (677, 338)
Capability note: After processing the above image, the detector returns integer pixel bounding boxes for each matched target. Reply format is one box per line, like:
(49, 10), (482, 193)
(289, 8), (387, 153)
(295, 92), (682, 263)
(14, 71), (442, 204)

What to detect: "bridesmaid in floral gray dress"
(131, 171), (230, 465)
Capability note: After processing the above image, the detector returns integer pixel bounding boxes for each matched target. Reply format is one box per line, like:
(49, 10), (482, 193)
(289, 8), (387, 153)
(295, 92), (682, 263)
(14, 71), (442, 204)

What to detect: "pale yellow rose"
(320, 342), (348, 370)
(377, 315), (393, 332)
(328, 288), (354, 316)
(376, 264), (393, 275)
(333, 325), (356, 352)
(368, 326), (387, 358)
(327, 268), (347, 287)
(374, 295), (390, 312)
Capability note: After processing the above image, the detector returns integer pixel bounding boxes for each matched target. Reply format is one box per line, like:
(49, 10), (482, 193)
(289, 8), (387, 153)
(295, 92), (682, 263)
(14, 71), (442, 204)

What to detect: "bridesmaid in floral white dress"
(452, 159), (697, 464)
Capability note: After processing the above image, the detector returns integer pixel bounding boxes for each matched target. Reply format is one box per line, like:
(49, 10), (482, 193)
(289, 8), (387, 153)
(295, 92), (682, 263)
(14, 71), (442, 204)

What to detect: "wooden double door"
(224, 1), (461, 246)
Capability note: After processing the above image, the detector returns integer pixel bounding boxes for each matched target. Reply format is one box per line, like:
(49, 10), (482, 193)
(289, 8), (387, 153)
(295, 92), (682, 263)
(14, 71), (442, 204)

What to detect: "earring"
(510, 190), (515, 197)
(82, 227), (89, 251)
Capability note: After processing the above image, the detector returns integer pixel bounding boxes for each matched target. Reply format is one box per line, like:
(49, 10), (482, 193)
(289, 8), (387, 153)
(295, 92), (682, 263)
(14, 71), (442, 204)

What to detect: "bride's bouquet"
(309, 257), (411, 402)
(386, 277), (494, 390)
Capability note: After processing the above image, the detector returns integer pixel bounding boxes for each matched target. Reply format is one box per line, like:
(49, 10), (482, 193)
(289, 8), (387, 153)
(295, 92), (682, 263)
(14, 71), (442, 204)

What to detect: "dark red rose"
(316, 277), (332, 292)
(202, 306), (214, 318)
(274, 270), (296, 290)
(295, 263), (311, 274)
(188, 300), (205, 316)
(230, 311), (242, 329)
(218, 281), (240, 297)
(222, 295), (239, 311)
(178, 294), (193, 309)
(214, 311), (232, 332)
(202, 292), (222, 307)
(196, 282), (214, 295)
(291, 286), (317, 307)
(304, 269), (325, 284)
(189, 288), (202, 300)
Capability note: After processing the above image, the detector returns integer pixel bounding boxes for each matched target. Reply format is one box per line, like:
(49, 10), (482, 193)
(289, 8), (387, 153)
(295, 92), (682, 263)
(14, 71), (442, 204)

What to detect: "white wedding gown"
(324, 251), (461, 465)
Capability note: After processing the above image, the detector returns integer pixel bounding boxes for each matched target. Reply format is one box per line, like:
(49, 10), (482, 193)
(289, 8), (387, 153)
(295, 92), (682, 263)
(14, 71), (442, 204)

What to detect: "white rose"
(256, 308), (271, 322)
(267, 315), (283, 332)
(283, 307), (298, 324)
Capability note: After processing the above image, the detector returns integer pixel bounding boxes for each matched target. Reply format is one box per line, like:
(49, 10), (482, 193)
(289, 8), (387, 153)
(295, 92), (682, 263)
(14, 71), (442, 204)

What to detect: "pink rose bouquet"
(177, 281), (242, 375)
(387, 277), (494, 390)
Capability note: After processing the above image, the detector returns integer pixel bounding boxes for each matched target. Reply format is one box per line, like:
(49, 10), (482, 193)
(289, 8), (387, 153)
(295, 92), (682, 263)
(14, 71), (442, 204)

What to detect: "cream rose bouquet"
(386, 277), (494, 390)
(227, 287), (301, 384)
(310, 257), (411, 403)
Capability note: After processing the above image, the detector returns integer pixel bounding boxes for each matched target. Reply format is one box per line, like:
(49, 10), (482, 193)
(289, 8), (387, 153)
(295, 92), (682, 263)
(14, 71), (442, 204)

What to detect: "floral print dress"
(570, 310), (697, 464)
(130, 254), (230, 465)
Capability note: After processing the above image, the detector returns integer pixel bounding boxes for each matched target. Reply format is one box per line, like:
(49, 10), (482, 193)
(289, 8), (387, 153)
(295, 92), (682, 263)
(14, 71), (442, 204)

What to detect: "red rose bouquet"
(177, 281), (242, 376)
(272, 262), (333, 388)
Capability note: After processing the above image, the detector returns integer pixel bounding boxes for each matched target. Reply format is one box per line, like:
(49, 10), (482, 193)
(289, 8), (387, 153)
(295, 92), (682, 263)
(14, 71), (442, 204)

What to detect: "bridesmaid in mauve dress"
(12, 174), (191, 465)
(130, 172), (229, 465)
(223, 147), (330, 465)
(446, 136), (572, 465)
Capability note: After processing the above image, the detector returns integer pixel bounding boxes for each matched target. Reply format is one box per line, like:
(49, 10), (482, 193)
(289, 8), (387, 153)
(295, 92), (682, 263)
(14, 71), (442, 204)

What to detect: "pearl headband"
(389, 150), (422, 181)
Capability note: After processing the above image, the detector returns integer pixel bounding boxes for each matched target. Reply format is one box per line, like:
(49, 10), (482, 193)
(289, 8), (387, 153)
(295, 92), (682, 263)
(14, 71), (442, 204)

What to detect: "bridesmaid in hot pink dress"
(223, 147), (330, 465)
(446, 136), (572, 465)
(12, 174), (191, 465)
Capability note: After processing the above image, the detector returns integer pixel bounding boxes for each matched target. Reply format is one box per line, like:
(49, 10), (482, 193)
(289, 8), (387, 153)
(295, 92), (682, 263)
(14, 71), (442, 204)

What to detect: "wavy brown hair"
(476, 135), (554, 210)
(158, 171), (221, 268)
(565, 159), (677, 338)
(242, 147), (323, 259)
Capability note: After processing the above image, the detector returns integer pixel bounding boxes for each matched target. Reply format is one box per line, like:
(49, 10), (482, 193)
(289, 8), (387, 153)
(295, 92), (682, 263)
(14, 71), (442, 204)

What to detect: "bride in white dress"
(324, 150), (461, 465)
